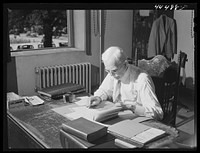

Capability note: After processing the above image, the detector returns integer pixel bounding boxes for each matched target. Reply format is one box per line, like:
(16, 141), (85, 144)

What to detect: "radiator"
(35, 63), (91, 94)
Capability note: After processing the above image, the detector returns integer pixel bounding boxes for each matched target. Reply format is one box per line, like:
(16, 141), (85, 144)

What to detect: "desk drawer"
(7, 115), (44, 149)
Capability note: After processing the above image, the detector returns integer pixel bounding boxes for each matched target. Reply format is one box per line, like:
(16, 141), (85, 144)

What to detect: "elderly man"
(88, 46), (163, 120)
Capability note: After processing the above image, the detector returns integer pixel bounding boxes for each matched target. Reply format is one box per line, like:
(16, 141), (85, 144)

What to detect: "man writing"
(87, 46), (163, 120)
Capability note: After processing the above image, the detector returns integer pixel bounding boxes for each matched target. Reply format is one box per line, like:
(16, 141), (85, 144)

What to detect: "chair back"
(126, 51), (187, 127)
(159, 66), (178, 126)
(158, 51), (187, 126)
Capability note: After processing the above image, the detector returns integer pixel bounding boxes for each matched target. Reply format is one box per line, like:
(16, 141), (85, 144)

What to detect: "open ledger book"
(51, 96), (122, 122)
(65, 99), (122, 122)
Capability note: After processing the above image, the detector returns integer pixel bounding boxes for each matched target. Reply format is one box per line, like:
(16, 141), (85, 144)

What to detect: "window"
(8, 10), (73, 52)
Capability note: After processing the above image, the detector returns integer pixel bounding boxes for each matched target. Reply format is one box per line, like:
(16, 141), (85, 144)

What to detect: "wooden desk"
(7, 95), (180, 149)
(59, 115), (180, 149)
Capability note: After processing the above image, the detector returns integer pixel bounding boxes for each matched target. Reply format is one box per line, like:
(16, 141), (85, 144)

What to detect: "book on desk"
(108, 119), (166, 148)
(62, 117), (108, 143)
(37, 83), (86, 99)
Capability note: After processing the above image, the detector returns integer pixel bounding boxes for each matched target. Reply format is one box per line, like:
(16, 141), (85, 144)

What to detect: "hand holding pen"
(87, 96), (101, 108)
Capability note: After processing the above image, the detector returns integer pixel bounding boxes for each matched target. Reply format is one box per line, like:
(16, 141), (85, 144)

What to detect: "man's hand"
(87, 96), (101, 108)
(115, 100), (136, 111)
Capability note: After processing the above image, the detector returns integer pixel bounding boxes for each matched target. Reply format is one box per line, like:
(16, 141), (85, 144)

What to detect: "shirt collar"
(119, 64), (130, 83)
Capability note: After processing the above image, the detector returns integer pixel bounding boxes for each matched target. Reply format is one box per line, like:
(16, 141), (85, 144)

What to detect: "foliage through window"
(8, 9), (72, 52)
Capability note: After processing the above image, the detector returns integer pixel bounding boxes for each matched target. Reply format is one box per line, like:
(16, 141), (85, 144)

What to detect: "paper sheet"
(65, 106), (96, 121)
(74, 96), (90, 106)
(131, 128), (165, 144)
(23, 96), (44, 105)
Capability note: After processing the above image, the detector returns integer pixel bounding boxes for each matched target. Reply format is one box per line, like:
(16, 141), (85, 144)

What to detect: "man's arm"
(138, 73), (164, 120)
(93, 74), (114, 101)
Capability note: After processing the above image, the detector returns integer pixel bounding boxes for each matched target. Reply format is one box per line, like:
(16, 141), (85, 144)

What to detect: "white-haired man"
(88, 46), (163, 120)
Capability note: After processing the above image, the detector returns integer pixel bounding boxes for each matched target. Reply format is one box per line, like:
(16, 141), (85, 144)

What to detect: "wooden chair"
(155, 51), (189, 127)
(158, 65), (178, 127)
(129, 50), (189, 127)
(127, 57), (177, 126)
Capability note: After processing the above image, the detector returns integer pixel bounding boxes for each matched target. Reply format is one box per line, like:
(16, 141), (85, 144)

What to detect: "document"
(74, 96), (90, 106)
(65, 100), (122, 122)
(23, 96), (44, 106)
(65, 107), (96, 121)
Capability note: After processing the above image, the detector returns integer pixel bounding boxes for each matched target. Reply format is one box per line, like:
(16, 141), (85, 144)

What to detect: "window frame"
(67, 10), (74, 47)
(10, 10), (91, 57)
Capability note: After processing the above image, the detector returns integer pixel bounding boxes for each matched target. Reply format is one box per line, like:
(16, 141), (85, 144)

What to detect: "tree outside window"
(8, 9), (69, 51)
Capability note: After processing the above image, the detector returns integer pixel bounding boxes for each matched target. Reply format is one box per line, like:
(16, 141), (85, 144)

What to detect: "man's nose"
(110, 72), (116, 76)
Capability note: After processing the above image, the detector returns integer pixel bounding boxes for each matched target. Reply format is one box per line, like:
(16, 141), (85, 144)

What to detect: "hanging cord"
(93, 10), (107, 37)
(93, 10), (99, 36)
(191, 10), (194, 38)
(102, 10), (107, 37)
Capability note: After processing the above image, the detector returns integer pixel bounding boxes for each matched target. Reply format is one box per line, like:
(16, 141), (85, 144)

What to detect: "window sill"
(11, 47), (84, 57)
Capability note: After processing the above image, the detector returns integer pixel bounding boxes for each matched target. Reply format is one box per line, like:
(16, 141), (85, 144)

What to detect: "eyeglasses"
(105, 68), (119, 74)
(105, 61), (127, 74)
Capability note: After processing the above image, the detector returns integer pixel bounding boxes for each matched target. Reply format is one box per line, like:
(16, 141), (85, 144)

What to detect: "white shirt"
(94, 64), (163, 120)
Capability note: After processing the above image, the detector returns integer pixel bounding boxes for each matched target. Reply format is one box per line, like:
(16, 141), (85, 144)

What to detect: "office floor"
(175, 87), (196, 147)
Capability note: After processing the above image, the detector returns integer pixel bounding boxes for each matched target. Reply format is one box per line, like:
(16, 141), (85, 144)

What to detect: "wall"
(104, 10), (133, 58)
(7, 10), (133, 96)
(173, 10), (195, 89)
(102, 10), (133, 78)
(15, 51), (93, 96)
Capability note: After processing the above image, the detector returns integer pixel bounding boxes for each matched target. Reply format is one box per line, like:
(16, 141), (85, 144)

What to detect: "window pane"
(8, 9), (70, 51)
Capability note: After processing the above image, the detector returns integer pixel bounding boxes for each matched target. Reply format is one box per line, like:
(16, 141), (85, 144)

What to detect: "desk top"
(7, 95), (179, 149)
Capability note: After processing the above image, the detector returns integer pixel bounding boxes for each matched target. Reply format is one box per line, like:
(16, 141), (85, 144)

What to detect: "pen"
(87, 96), (91, 108)
(87, 97), (99, 109)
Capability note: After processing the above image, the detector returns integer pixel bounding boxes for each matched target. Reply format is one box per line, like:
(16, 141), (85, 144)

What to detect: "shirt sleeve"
(137, 73), (163, 120)
(94, 74), (114, 101)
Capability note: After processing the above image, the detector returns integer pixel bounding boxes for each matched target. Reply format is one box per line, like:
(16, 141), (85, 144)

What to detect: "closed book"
(108, 119), (166, 148)
(37, 83), (85, 99)
(62, 117), (108, 142)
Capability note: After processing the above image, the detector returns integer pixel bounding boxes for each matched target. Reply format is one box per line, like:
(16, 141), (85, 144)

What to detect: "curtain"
(85, 10), (91, 56)
(4, 7), (11, 63)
